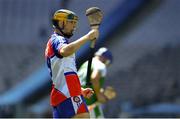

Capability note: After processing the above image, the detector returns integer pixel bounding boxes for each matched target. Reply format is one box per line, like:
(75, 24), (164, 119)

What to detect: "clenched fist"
(104, 86), (116, 100)
(81, 87), (94, 99)
(87, 29), (99, 41)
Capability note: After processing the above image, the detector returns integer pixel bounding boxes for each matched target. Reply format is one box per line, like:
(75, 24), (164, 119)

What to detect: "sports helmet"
(95, 47), (113, 65)
(52, 9), (78, 38)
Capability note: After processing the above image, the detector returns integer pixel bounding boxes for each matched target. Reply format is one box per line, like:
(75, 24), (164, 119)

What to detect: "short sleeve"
(51, 36), (68, 58)
(93, 59), (107, 77)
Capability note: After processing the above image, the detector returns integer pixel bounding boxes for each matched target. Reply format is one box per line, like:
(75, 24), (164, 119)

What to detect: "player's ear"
(52, 19), (63, 28)
(52, 19), (61, 29)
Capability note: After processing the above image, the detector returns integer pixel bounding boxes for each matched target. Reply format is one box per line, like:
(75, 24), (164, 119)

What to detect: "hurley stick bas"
(85, 7), (103, 86)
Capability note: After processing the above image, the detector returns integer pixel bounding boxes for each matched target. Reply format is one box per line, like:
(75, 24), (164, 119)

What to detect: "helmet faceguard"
(52, 9), (78, 38)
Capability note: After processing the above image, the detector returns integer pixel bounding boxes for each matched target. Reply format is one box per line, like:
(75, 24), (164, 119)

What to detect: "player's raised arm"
(60, 29), (99, 57)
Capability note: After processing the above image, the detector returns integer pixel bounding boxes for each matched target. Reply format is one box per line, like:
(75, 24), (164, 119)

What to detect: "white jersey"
(78, 58), (107, 87)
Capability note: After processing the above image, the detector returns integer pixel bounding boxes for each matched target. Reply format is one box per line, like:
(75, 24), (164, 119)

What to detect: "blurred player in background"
(78, 47), (117, 118)
(45, 9), (99, 118)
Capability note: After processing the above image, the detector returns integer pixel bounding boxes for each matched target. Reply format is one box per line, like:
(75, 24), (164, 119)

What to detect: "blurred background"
(0, 0), (180, 118)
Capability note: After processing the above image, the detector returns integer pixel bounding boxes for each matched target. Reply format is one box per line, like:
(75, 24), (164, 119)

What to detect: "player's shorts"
(52, 95), (89, 118)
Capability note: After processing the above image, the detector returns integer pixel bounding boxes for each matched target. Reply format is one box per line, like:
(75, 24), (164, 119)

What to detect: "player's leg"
(97, 105), (104, 118)
(93, 105), (104, 118)
(89, 107), (96, 118)
(72, 112), (90, 118)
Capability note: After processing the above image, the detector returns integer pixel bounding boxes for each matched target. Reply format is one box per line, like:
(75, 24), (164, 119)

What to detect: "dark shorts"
(52, 95), (89, 118)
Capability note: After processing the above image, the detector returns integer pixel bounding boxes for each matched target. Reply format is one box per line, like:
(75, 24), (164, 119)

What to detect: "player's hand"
(104, 86), (116, 100)
(87, 29), (99, 41)
(81, 88), (94, 99)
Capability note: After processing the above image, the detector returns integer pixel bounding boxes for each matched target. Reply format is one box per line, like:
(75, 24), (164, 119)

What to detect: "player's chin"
(68, 31), (74, 36)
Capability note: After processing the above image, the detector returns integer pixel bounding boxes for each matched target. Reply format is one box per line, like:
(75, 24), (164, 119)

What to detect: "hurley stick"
(85, 7), (103, 86)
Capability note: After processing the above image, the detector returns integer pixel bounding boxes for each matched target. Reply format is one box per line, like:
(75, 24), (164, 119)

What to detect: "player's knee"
(72, 112), (90, 118)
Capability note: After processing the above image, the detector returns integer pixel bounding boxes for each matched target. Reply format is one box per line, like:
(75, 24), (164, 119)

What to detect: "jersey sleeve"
(93, 60), (107, 77)
(51, 36), (67, 58)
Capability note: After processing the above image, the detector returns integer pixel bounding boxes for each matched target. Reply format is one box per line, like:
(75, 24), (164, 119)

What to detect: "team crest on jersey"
(72, 96), (82, 107)
(73, 96), (80, 103)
